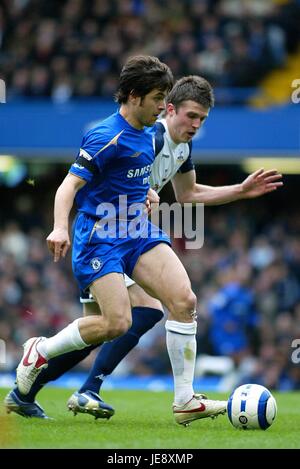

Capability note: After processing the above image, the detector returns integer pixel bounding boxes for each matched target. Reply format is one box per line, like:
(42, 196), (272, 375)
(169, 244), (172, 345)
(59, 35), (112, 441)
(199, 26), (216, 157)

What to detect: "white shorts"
(80, 274), (136, 303)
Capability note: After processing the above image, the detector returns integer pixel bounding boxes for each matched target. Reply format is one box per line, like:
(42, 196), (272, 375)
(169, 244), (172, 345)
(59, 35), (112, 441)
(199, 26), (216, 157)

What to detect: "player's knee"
(106, 316), (132, 340)
(171, 289), (197, 319)
(185, 290), (197, 313)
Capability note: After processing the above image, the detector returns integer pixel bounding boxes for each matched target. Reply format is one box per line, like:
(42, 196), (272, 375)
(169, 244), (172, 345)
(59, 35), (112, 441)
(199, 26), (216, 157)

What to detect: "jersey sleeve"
(154, 122), (166, 156)
(177, 141), (195, 173)
(69, 130), (117, 182)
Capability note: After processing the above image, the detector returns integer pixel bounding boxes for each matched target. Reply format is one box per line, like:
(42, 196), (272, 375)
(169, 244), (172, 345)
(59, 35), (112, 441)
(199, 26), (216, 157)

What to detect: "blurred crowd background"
(1, 167), (300, 391)
(1, 0), (300, 103)
(1, 0), (300, 392)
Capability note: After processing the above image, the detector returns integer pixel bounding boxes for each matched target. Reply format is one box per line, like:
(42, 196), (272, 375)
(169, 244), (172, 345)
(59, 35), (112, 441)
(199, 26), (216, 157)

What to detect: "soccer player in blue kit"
(8, 73), (282, 425)
(13, 57), (228, 425)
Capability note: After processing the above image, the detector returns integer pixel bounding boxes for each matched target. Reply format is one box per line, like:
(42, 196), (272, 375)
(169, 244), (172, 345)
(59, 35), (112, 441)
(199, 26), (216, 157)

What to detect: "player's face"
(167, 100), (209, 143)
(137, 89), (167, 127)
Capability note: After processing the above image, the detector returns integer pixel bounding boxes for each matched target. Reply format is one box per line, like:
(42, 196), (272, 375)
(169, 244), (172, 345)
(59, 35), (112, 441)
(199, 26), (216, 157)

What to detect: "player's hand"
(241, 168), (283, 199)
(145, 188), (160, 214)
(46, 228), (70, 262)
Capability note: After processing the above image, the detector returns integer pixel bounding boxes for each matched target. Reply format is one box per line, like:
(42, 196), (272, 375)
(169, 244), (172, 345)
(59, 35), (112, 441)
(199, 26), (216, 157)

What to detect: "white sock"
(37, 319), (88, 360)
(165, 320), (197, 406)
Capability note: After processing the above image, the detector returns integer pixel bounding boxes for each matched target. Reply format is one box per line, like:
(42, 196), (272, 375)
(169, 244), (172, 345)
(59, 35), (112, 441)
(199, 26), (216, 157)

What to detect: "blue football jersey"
(70, 112), (155, 220)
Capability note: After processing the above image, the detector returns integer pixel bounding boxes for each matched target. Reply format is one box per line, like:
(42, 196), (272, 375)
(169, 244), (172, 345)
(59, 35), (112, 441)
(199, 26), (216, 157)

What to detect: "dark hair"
(166, 75), (214, 110)
(115, 55), (174, 104)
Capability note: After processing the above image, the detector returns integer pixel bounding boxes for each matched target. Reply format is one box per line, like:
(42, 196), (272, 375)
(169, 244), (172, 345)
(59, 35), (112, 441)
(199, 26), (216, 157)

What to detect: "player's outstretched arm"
(47, 173), (86, 262)
(172, 168), (283, 206)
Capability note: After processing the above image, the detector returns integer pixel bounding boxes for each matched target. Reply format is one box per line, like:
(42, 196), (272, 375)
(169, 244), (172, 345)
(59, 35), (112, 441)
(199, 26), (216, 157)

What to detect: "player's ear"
(166, 102), (176, 115)
(129, 90), (140, 105)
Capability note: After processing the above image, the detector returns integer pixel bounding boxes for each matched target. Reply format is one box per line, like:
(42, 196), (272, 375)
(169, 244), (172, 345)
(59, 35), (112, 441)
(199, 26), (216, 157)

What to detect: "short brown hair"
(167, 75), (214, 110)
(115, 55), (174, 104)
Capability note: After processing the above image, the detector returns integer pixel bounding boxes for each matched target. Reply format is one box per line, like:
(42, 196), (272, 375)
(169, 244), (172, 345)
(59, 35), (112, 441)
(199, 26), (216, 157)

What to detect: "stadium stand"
(1, 0), (300, 104)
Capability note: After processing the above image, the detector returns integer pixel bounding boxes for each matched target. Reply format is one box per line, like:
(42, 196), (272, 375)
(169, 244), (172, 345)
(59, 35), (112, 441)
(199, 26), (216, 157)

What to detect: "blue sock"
(79, 307), (164, 394)
(14, 345), (98, 403)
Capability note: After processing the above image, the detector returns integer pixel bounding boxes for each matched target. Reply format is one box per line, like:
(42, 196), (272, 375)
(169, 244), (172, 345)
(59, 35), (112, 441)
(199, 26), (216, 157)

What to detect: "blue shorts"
(72, 212), (171, 292)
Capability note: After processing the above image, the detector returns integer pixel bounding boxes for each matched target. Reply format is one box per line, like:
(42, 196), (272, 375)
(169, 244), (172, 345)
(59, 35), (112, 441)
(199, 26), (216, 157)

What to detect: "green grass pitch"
(0, 387), (299, 449)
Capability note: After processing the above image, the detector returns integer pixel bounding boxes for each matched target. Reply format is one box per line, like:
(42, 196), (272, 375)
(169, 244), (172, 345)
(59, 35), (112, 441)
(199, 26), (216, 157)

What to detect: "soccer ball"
(227, 383), (277, 430)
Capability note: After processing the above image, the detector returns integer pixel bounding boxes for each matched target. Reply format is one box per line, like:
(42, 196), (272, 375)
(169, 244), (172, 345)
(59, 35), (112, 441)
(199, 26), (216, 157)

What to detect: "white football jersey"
(150, 119), (194, 193)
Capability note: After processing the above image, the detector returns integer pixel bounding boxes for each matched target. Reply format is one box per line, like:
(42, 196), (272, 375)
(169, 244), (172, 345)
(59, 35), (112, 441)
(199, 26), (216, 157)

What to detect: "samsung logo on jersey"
(127, 165), (152, 179)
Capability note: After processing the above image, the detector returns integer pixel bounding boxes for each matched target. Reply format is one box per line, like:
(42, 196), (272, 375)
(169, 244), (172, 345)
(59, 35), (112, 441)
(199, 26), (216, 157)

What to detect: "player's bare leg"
(132, 243), (227, 425)
(128, 283), (163, 309)
(67, 283), (164, 419)
(66, 298), (116, 419)
(16, 273), (131, 395)
(82, 300), (102, 316)
(81, 273), (132, 343)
